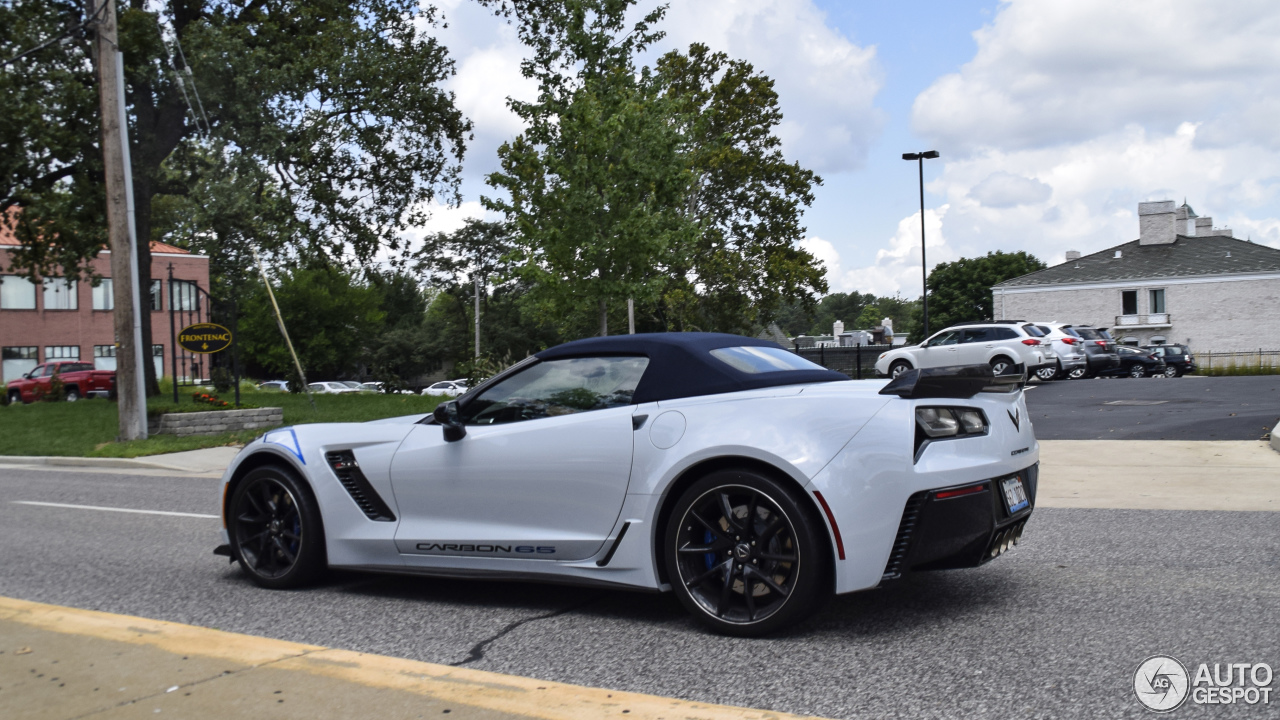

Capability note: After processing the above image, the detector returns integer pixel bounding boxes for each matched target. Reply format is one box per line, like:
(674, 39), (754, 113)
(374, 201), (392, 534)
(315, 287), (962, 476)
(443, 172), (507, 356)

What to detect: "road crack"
(450, 596), (599, 668)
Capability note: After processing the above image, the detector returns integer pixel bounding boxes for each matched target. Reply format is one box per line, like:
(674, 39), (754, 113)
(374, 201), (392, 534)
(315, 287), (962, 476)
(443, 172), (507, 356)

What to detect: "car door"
(917, 331), (960, 368)
(957, 328), (995, 365)
(389, 355), (649, 562)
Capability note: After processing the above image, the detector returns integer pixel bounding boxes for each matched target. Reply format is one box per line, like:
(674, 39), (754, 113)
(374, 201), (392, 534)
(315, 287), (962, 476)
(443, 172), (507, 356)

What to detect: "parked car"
(422, 380), (468, 397)
(307, 381), (360, 394)
(1097, 346), (1166, 378)
(1067, 326), (1120, 378)
(215, 332), (1037, 636)
(1027, 322), (1088, 381)
(875, 321), (1051, 378)
(1143, 344), (1195, 377)
(7, 361), (115, 403)
(257, 380), (289, 392)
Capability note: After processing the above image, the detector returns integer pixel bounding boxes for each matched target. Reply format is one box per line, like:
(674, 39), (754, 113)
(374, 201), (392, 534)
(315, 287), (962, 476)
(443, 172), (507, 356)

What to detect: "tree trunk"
(599, 298), (607, 336)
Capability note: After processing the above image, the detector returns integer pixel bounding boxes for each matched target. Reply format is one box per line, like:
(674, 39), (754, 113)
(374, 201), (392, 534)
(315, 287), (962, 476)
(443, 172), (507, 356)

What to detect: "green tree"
(2, 0), (468, 393)
(925, 251), (1047, 331)
(239, 266), (385, 382)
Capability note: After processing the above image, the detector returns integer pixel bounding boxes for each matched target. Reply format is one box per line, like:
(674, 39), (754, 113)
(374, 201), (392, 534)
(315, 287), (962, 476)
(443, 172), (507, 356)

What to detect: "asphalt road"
(2, 468), (1277, 719)
(1025, 374), (1280, 440)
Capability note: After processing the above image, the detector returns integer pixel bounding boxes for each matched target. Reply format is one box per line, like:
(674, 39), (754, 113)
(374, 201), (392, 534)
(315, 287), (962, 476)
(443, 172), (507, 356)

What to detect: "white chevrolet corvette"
(215, 333), (1038, 635)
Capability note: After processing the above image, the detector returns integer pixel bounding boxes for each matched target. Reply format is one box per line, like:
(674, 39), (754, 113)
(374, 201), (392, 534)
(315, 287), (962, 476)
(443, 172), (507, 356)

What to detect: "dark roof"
(995, 235), (1280, 288)
(535, 332), (847, 404)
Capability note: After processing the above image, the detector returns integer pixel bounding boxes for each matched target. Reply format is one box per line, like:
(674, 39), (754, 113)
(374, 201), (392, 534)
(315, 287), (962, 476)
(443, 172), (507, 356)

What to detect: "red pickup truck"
(7, 361), (116, 403)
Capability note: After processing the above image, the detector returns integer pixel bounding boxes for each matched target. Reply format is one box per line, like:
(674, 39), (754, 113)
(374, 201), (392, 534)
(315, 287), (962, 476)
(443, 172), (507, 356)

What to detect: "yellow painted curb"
(0, 596), (824, 720)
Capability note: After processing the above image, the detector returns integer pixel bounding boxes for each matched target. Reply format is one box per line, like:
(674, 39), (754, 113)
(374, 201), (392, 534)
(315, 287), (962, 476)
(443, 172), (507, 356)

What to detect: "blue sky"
(423, 0), (1280, 298)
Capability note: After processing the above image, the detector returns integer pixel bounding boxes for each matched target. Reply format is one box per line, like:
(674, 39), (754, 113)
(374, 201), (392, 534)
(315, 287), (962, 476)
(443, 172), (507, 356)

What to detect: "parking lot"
(1026, 374), (1280, 440)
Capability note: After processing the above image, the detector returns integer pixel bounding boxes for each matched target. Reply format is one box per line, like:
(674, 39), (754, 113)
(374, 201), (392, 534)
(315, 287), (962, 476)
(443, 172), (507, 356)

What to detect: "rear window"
(1034, 325), (1052, 336)
(1074, 327), (1100, 340)
(1164, 345), (1186, 355)
(1021, 325), (1046, 337)
(709, 346), (826, 374)
(1098, 329), (1114, 340)
(1063, 327), (1082, 338)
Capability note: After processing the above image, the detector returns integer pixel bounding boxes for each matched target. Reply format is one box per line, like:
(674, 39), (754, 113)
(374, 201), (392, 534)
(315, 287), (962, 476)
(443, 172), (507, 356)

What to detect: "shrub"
(211, 367), (235, 394)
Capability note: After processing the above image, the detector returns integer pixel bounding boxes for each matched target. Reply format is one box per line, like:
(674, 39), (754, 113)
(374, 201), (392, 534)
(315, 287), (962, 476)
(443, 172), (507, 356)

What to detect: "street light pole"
(902, 150), (939, 338)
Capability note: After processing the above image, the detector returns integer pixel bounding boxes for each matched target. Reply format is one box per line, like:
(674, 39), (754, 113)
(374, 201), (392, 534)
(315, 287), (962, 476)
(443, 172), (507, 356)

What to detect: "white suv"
(875, 322), (1051, 378)
(1027, 322), (1088, 381)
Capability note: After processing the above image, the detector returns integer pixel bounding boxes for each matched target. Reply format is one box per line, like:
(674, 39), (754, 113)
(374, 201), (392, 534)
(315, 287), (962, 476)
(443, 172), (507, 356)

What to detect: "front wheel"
(889, 360), (912, 378)
(1128, 365), (1146, 379)
(7, 390), (21, 405)
(65, 387), (81, 402)
(665, 469), (830, 636)
(229, 465), (326, 589)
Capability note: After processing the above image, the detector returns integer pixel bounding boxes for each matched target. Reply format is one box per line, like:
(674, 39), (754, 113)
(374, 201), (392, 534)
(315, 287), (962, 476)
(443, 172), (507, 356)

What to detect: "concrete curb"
(0, 455), (194, 472)
(1272, 420), (1280, 454)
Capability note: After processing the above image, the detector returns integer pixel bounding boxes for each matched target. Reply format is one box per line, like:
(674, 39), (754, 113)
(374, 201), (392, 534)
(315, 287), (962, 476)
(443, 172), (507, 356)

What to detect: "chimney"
(1065, 250), (1081, 262)
(1176, 201), (1198, 235)
(1138, 201), (1176, 245)
(833, 320), (844, 336)
(1195, 217), (1212, 236)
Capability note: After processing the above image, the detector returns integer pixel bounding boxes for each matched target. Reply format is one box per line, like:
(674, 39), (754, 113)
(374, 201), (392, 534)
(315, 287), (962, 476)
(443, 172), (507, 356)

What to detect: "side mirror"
(433, 401), (466, 442)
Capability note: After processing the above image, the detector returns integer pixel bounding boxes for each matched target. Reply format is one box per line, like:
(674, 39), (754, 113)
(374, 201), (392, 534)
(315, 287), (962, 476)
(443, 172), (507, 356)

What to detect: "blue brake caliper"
(704, 530), (715, 570)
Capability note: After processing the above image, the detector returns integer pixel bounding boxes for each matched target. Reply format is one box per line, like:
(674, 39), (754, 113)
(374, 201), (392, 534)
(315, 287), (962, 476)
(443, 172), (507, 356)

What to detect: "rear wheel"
(229, 465), (326, 589)
(1034, 365), (1058, 382)
(1067, 367), (1089, 380)
(889, 360), (912, 378)
(1163, 366), (1180, 378)
(665, 469), (830, 636)
(1128, 365), (1146, 378)
(65, 386), (81, 402)
(990, 356), (1016, 376)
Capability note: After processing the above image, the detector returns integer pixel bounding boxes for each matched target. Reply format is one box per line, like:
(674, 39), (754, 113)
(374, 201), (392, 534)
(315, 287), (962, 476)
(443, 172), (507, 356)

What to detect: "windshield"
(1022, 325), (1046, 337)
(1074, 328), (1100, 340)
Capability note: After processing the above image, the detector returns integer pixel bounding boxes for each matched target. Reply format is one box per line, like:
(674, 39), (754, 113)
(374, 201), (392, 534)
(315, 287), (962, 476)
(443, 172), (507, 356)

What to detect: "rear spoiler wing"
(878, 363), (1025, 400)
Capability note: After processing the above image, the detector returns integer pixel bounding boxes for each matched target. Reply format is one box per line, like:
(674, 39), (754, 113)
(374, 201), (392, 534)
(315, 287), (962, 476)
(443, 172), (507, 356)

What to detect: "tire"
(1066, 367), (1088, 380)
(228, 465), (326, 589)
(889, 360), (912, 378)
(1034, 365), (1058, 382)
(990, 356), (1016, 376)
(1163, 366), (1180, 378)
(664, 469), (830, 636)
(8, 390), (21, 405)
(65, 386), (81, 402)
(1128, 365), (1146, 379)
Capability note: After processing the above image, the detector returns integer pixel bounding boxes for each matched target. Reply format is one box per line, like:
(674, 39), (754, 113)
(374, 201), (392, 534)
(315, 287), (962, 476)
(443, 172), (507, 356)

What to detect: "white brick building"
(992, 201), (1280, 351)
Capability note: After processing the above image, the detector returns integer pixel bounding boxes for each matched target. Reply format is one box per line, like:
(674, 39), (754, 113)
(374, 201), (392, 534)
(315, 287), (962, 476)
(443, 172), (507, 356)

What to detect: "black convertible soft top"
(534, 332), (847, 404)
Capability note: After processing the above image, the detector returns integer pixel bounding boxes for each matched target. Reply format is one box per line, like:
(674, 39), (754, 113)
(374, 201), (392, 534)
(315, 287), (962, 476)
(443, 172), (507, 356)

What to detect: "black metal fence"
(167, 264), (241, 404)
(793, 345), (889, 379)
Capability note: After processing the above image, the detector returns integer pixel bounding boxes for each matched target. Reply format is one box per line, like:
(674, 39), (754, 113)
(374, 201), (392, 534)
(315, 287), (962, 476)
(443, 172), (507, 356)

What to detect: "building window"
(153, 344), (165, 378)
(0, 275), (38, 309)
(1149, 288), (1166, 314)
(1121, 290), (1138, 315)
(92, 344), (118, 372)
(45, 345), (81, 360)
(170, 280), (199, 312)
(150, 279), (162, 311)
(43, 278), (78, 310)
(2, 346), (39, 383)
(92, 279), (114, 310)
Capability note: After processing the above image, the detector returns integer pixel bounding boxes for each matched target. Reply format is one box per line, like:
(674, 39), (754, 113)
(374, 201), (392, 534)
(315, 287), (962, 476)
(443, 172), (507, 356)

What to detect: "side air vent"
(325, 450), (396, 522)
(882, 491), (928, 580)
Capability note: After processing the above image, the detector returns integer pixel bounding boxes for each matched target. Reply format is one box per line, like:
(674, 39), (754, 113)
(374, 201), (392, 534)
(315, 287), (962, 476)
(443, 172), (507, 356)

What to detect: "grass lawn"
(0, 389), (443, 458)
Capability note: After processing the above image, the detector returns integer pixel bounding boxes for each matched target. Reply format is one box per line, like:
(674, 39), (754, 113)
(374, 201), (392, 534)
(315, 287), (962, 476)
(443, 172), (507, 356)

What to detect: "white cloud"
(804, 205), (954, 297)
(661, 0), (884, 173)
(969, 172), (1052, 208)
(913, 0), (1280, 153)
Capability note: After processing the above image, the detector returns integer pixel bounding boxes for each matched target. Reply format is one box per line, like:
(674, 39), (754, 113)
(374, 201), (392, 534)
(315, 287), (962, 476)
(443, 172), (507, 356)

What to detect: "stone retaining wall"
(155, 407), (283, 436)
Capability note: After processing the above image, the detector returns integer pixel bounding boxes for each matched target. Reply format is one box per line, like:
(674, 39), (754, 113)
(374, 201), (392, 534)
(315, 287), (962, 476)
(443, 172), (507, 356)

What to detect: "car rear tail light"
(1095, 340), (1107, 346)
(1060, 337), (1078, 345)
(1021, 339), (1040, 346)
(935, 482), (988, 500)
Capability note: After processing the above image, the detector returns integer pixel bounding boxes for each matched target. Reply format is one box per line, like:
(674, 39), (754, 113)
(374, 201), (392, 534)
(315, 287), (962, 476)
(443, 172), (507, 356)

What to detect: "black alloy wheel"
(889, 360), (912, 378)
(1128, 365), (1146, 378)
(666, 469), (829, 636)
(229, 465), (325, 589)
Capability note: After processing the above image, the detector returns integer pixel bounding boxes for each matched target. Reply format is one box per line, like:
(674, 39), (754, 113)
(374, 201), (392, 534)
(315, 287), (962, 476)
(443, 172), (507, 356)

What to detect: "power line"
(1, 2), (107, 68)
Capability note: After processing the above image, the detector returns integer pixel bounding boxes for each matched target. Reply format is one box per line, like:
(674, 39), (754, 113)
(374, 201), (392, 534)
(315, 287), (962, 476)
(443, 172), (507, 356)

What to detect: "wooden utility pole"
(94, 0), (147, 439)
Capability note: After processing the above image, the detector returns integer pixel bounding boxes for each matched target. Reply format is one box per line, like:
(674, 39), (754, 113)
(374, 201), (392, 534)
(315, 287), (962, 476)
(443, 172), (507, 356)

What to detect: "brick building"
(1, 220), (210, 383)
(992, 200), (1280, 350)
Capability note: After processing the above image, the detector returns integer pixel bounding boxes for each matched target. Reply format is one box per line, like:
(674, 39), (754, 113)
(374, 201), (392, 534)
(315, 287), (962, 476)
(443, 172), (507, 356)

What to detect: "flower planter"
(155, 408), (283, 437)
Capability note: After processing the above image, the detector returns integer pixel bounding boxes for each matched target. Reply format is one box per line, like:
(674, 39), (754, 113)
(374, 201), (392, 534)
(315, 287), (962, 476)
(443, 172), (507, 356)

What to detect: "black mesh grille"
(325, 451), (396, 522)
(882, 490), (928, 580)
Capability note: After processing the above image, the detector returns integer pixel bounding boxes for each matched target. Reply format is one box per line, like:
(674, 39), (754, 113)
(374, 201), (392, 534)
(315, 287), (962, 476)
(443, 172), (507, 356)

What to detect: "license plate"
(1001, 477), (1029, 513)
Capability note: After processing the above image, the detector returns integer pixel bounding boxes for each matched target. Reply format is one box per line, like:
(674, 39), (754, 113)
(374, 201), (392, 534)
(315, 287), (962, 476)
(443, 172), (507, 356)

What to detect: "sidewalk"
(0, 446), (239, 477)
(0, 597), (814, 720)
